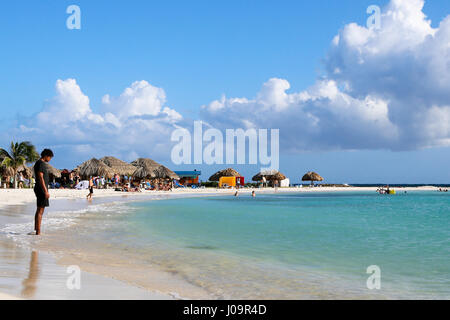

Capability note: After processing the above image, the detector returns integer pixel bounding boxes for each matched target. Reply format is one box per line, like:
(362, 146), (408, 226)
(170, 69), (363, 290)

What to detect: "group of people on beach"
(376, 186), (392, 194)
(0, 172), (35, 189)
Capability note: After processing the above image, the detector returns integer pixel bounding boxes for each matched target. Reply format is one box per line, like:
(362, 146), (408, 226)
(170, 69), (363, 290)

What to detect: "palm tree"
(0, 141), (39, 188)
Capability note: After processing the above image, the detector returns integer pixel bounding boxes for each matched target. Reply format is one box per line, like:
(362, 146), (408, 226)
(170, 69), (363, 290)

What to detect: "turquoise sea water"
(99, 191), (448, 299)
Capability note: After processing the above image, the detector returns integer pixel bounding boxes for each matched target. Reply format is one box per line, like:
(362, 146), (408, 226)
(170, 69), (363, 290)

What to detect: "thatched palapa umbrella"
(17, 165), (33, 179)
(76, 158), (114, 179)
(131, 158), (160, 179)
(302, 171), (324, 185)
(252, 170), (286, 182)
(252, 170), (286, 187)
(153, 165), (179, 179)
(100, 156), (137, 176)
(209, 168), (241, 182)
(2, 164), (32, 179)
(31, 163), (61, 179)
(47, 165), (62, 179)
(132, 158), (179, 180)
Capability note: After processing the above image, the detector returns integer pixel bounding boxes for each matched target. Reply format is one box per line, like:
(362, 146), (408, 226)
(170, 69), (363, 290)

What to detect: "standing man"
(33, 149), (54, 236)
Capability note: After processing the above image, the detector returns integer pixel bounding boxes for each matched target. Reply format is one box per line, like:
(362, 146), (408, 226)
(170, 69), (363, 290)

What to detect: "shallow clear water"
(3, 191), (448, 299)
(119, 191), (450, 299)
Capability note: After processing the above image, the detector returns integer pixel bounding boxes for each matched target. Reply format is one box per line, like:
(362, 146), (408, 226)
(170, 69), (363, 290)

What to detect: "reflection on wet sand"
(21, 251), (40, 298)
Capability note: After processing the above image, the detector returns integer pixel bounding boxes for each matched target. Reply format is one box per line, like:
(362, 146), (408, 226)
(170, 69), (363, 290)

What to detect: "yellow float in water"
(388, 189), (396, 195)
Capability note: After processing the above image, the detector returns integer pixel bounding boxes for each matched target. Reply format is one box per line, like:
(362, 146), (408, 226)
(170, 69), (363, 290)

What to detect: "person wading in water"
(87, 177), (94, 200)
(33, 149), (54, 236)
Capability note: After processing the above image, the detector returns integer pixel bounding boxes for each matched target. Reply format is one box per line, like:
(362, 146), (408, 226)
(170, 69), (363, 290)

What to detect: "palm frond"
(0, 148), (11, 160)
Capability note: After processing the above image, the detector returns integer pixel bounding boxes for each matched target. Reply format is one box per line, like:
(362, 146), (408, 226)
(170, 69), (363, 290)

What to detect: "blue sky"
(0, 0), (449, 183)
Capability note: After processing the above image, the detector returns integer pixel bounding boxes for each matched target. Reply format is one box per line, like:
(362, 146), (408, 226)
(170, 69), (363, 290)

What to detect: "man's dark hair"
(41, 149), (54, 158)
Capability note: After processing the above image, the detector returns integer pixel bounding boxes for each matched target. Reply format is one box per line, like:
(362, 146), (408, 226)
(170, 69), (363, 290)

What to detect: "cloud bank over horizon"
(202, 0), (450, 152)
(13, 79), (183, 163)
(6, 0), (450, 164)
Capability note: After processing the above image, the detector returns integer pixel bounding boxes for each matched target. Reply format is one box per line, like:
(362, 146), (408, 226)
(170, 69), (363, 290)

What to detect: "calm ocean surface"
(9, 191), (446, 299)
(93, 191), (449, 299)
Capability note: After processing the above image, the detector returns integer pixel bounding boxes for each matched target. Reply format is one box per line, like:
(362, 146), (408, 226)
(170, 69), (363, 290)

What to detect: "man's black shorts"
(34, 189), (49, 208)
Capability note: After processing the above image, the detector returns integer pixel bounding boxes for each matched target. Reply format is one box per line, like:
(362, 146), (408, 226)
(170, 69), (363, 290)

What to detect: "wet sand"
(0, 199), (178, 300)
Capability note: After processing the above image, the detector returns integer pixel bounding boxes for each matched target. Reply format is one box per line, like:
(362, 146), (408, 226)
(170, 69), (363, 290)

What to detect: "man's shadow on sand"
(21, 250), (40, 299)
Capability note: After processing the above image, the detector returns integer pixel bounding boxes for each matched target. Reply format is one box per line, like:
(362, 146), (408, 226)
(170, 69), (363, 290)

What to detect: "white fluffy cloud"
(201, 78), (399, 151)
(16, 79), (182, 163)
(202, 0), (450, 151)
(9, 0), (450, 164)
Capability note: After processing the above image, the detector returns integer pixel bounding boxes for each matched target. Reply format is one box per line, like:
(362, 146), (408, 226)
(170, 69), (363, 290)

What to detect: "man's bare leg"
(34, 207), (45, 235)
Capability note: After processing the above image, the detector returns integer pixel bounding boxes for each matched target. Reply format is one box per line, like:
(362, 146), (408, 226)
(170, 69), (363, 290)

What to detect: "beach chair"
(174, 181), (186, 188)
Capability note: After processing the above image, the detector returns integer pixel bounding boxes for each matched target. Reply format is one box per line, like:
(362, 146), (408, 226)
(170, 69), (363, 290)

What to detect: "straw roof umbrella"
(2, 166), (13, 177)
(302, 171), (324, 185)
(131, 158), (179, 180)
(0, 164), (29, 181)
(209, 168), (241, 182)
(252, 170), (286, 182)
(131, 158), (160, 179)
(100, 156), (137, 176)
(48, 165), (61, 178)
(76, 158), (114, 179)
(17, 165), (33, 179)
(131, 158), (161, 169)
(153, 165), (179, 180)
(30, 163), (61, 179)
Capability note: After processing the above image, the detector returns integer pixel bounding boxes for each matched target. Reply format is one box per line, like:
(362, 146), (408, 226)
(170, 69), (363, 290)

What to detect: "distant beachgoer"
(18, 172), (24, 189)
(234, 191), (239, 197)
(87, 177), (94, 200)
(33, 149), (54, 236)
(252, 191), (256, 197)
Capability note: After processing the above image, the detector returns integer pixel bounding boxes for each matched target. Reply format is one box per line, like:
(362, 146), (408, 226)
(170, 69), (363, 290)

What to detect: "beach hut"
(209, 168), (241, 182)
(100, 156), (137, 176)
(173, 170), (201, 186)
(76, 158), (115, 179)
(219, 176), (236, 188)
(302, 171), (324, 186)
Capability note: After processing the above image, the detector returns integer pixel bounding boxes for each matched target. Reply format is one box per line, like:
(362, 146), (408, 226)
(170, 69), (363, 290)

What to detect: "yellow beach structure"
(219, 176), (236, 188)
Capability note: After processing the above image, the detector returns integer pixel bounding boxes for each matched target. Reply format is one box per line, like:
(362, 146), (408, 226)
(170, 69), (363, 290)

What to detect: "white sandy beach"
(0, 185), (440, 300)
(0, 185), (439, 209)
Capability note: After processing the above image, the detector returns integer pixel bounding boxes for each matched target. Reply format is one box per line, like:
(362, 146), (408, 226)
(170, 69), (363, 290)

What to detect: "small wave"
(186, 245), (219, 250)
(0, 201), (136, 247)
